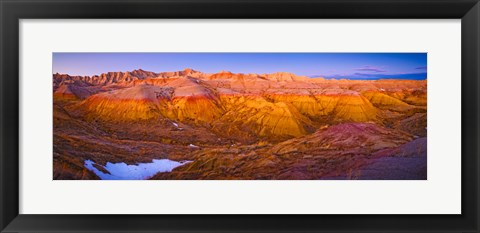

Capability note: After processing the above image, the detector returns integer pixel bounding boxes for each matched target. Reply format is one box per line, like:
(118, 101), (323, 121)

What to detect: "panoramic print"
(53, 53), (427, 180)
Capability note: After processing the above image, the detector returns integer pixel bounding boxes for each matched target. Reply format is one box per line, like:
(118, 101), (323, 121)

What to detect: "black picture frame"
(1, 0), (479, 232)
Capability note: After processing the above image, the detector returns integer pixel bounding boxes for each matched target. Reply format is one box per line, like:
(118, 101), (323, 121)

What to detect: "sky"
(53, 53), (427, 80)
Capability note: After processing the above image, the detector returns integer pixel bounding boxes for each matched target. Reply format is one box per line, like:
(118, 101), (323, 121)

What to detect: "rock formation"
(53, 68), (427, 180)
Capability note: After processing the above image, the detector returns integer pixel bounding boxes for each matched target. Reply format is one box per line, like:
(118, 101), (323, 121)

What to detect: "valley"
(53, 68), (427, 180)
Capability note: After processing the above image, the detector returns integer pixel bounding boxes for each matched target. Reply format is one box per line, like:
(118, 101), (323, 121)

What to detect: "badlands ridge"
(53, 68), (427, 180)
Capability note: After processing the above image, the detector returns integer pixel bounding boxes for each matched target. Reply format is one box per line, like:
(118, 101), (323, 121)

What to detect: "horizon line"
(53, 68), (427, 81)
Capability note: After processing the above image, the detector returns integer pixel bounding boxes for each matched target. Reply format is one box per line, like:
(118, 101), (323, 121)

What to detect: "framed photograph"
(1, 0), (479, 232)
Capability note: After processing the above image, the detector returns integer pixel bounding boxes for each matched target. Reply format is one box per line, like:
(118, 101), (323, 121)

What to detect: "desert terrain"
(53, 68), (427, 180)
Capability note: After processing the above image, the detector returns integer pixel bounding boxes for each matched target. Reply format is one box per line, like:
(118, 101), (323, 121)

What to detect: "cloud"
(355, 66), (386, 73)
(353, 73), (374, 76)
(415, 66), (427, 70)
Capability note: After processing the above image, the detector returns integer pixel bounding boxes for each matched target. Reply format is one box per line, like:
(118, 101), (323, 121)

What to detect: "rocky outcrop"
(53, 68), (427, 180)
(75, 85), (164, 121)
(362, 91), (414, 112)
(53, 84), (92, 100)
(264, 72), (310, 82)
(67, 69), (427, 140)
(216, 95), (314, 139)
(53, 69), (158, 87)
(270, 123), (413, 155)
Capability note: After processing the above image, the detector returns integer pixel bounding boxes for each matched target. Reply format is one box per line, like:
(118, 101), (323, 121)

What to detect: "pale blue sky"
(53, 53), (427, 80)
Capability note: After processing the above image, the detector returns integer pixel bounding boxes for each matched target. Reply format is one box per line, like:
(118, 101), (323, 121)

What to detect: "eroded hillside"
(53, 68), (427, 180)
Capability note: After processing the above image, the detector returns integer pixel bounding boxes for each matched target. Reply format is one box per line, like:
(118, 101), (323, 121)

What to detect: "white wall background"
(19, 19), (461, 214)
